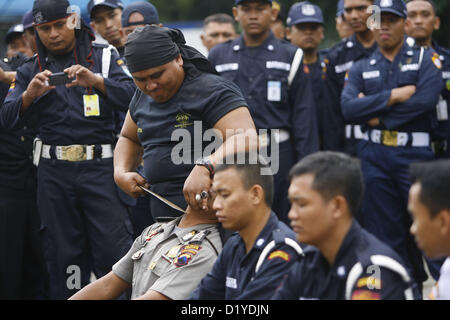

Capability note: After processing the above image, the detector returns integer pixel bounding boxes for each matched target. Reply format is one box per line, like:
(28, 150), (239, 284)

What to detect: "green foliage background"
(151, 0), (450, 48)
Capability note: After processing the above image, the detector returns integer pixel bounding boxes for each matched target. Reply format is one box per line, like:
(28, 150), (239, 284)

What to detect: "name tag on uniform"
(401, 64), (419, 72)
(437, 96), (449, 121)
(362, 70), (380, 79)
(226, 277), (237, 289)
(83, 94), (100, 117)
(268, 81), (281, 102)
(335, 61), (353, 74)
(266, 61), (291, 71)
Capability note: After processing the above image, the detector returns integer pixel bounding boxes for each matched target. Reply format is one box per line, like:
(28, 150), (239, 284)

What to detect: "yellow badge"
(432, 54), (442, 70)
(83, 94), (100, 117)
(268, 250), (291, 262)
(446, 80), (450, 91)
(175, 112), (193, 129)
(7, 78), (16, 96)
(357, 277), (382, 290)
(117, 59), (124, 66)
(351, 290), (381, 300)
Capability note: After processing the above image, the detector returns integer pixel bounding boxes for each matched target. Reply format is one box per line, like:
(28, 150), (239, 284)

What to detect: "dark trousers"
(37, 158), (133, 299)
(0, 184), (48, 300)
(357, 141), (435, 288)
(259, 139), (295, 226)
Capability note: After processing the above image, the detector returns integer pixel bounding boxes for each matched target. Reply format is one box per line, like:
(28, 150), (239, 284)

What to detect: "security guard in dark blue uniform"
(273, 151), (419, 300)
(191, 213), (302, 300)
(190, 154), (303, 300)
(404, 0), (450, 159)
(0, 52), (48, 299)
(208, 0), (318, 224)
(0, 0), (135, 299)
(274, 222), (418, 300)
(433, 42), (450, 159)
(285, 2), (333, 151)
(325, 0), (377, 154)
(341, 0), (443, 289)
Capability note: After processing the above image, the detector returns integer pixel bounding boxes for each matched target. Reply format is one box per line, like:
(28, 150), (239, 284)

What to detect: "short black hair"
(203, 13), (236, 31)
(410, 160), (450, 217)
(289, 152), (364, 217)
(214, 152), (274, 207)
(406, 0), (437, 14)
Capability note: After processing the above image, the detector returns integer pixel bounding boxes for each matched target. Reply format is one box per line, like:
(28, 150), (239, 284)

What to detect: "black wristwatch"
(195, 158), (215, 178)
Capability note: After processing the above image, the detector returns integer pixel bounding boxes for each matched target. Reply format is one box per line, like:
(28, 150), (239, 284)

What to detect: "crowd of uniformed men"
(0, 0), (449, 301)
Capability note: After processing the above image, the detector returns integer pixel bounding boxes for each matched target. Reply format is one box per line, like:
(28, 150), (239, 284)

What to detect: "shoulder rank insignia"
(268, 250), (291, 262)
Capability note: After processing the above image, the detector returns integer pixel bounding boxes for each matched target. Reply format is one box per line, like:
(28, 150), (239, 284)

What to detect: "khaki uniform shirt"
(112, 217), (222, 299)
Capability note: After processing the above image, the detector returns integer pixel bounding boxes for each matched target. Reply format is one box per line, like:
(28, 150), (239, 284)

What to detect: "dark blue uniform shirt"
(189, 212), (301, 300)
(325, 34), (377, 150)
(306, 49), (338, 151)
(0, 44), (135, 146)
(208, 33), (318, 160)
(341, 37), (443, 133)
(129, 65), (247, 187)
(0, 55), (38, 190)
(431, 41), (450, 156)
(273, 221), (418, 300)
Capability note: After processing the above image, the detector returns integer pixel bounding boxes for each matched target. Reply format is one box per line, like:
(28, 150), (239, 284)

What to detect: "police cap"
(374, 0), (407, 18)
(5, 24), (24, 44)
(22, 10), (34, 30)
(88, 0), (124, 18)
(122, 1), (159, 28)
(287, 2), (324, 27)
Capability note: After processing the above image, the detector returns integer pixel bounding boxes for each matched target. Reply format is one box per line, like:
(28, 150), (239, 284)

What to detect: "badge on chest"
(83, 94), (100, 117)
(267, 81), (281, 102)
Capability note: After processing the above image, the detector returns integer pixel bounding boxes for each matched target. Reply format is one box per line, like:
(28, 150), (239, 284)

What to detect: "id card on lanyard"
(83, 87), (100, 117)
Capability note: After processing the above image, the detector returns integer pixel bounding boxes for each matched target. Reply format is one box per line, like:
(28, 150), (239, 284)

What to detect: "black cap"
(88, 0), (124, 17)
(5, 24), (24, 44)
(122, 1), (159, 28)
(32, 0), (71, 25)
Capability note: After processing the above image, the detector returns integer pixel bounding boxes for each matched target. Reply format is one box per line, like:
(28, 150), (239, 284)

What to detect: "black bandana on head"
(125, 26), (180, 73)
(125, 25), (217, 75)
